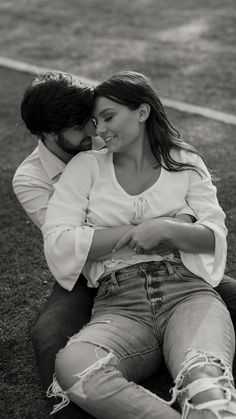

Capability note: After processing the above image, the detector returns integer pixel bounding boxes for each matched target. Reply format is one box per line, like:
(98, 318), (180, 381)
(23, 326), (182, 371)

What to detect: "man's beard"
(56, 132), (92, 155)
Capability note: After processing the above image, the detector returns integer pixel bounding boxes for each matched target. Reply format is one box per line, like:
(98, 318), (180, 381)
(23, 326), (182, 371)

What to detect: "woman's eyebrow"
(98, 108), (115, 116)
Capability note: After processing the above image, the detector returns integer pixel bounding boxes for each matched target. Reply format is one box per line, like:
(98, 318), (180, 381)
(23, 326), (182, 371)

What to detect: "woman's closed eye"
(104, 116), (113, 122)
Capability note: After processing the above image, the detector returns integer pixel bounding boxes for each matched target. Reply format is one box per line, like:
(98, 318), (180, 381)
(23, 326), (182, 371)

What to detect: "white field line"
(1, 56), (236, 126)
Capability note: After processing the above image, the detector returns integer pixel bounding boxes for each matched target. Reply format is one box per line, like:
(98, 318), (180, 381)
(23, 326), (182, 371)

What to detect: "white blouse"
(42, 148), (227, 291)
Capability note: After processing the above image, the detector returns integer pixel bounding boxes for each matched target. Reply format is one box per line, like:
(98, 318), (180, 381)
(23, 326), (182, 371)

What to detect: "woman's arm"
(165, 220), (215, 253)
(87, 224), (134, 260)
(43, 153), (98, 290)
(113, 217), (214, 253)
(89, 211), (195, 260)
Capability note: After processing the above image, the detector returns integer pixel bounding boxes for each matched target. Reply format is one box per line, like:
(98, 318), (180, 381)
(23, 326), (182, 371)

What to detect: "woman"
(43, 71), (236, 419)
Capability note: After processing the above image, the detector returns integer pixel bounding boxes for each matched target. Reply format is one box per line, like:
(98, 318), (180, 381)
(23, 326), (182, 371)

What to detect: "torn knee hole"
(71, 348), (117, 391)
(48, 350), (117, 415)
(170, 349), (236, 418)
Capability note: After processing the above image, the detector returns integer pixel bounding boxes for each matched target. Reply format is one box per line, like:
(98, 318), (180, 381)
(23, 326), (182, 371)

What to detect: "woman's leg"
(164, 291), (236, 418)
(50, 315), (181, 419)
(47, 264), (182, 419)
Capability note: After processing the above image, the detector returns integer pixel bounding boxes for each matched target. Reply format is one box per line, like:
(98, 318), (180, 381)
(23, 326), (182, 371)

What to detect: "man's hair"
(21, 72), (95, 139)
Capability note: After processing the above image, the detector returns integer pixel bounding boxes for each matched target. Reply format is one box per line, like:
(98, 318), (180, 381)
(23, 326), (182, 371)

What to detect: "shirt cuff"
(42, 223), (94, 291)
(179, 220), (227, 287)
(175, 205), (196, 219)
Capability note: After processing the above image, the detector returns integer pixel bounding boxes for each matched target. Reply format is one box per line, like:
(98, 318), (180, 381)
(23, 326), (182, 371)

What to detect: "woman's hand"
(113, 218), (168, 252)
(118, 214), (194, 254)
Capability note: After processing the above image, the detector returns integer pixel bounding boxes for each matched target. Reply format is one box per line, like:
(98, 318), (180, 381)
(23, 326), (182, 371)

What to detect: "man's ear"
(138, 103), (150, 123)
(43, 133), (57, 143)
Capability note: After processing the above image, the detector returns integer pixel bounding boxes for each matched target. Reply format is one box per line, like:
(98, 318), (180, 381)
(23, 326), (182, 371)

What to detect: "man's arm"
(13, 172), (54, 229)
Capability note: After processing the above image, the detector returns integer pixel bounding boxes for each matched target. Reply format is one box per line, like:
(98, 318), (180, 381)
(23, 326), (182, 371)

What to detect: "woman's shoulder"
(68, 148), (109, 167)
(170, 146), (202, 165)
(57, 149), (109, 184)
(86, 148), (109, 159)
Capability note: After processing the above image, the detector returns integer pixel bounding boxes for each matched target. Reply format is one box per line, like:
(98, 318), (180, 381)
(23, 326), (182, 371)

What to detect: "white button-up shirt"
(13, 140), (66, 229)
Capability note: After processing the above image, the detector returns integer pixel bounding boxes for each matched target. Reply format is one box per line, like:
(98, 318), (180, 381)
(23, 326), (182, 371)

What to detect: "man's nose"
(86, 122), (96, 136)
(90, 125), (97, 136)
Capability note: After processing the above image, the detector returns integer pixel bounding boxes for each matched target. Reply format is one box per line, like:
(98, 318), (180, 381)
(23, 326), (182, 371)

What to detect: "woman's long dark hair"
(94, 71), (202, 173)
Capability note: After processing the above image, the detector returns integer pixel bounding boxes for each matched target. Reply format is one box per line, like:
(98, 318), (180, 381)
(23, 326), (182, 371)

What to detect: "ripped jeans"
(48, 260), (236, 419)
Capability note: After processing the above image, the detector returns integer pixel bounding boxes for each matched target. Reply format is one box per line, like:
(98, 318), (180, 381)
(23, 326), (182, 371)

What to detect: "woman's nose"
(96, 122), (106, 138)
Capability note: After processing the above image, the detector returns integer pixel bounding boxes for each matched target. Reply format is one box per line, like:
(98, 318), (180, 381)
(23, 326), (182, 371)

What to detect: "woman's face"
(93, 97), (142, 153)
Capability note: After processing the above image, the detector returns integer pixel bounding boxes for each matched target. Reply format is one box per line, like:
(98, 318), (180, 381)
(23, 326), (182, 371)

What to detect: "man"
(13, 71), (103, 418)
(13, 71), (236, 418)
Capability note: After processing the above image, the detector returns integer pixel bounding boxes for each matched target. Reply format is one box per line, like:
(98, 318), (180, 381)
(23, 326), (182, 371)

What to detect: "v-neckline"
(109, 153), (163, 197)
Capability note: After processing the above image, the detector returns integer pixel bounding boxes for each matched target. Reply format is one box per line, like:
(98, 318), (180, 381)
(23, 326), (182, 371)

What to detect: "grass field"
(1, 1), (236, 418)
(0, 0), (236, 113)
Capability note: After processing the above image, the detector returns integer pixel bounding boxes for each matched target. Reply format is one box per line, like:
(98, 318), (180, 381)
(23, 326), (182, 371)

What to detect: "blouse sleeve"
(41, 153), (97, 291)
(179, 153), (227, 287)
(174, 204), (196, 220)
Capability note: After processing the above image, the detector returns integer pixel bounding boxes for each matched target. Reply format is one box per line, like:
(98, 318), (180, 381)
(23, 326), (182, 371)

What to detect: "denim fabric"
(31, 275), (97, 418)
(75, 261), (234, 377)
(54, 260), (235, 419)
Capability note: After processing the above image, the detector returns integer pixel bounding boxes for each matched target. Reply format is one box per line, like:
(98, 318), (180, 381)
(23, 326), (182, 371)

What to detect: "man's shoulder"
(14, 146), (42, 173)
(12, 145), (52, 190)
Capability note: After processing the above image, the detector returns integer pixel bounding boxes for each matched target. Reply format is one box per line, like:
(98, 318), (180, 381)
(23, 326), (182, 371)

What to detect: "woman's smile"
(104, 135), (117, 146)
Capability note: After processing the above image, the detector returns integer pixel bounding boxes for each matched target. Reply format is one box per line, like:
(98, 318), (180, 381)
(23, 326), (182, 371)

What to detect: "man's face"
(56, 120), (96, 155)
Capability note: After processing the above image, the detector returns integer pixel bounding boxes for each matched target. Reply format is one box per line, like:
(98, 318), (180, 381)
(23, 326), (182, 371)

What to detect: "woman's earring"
(139, 117), (144, 123)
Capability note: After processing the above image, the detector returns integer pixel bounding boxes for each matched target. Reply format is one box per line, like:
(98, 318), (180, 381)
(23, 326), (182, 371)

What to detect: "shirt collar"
(38, 140), (66, 180)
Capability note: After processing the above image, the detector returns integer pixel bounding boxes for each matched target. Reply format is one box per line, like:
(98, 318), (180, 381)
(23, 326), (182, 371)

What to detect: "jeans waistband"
(100, 258), (183, 283)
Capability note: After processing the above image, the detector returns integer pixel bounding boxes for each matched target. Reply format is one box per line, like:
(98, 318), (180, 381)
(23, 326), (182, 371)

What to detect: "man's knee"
(31, 311), (68, 354)
(31, 313), (47, 348)
(216, 276), (236, 325)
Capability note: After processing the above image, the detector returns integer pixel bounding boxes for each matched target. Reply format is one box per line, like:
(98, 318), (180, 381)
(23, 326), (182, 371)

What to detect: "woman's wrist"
(88, 224), (134, 259)
(157, 219), (175, 245)
(161, 219), (215, 253)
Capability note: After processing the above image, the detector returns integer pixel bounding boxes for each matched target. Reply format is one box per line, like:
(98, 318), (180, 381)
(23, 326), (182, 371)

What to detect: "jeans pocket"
(95, 278), (115, 301)
(173, 266), (199, 282)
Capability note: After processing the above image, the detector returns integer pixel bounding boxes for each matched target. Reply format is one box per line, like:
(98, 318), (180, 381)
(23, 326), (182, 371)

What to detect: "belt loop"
(163, 260), (174, 275)
(111, 270), (118, 285)
(139, 263), (146, 276)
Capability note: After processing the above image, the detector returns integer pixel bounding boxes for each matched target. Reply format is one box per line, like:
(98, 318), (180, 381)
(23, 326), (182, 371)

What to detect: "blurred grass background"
(0, 1), (236, 417)
(0, 0), (236, 113)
